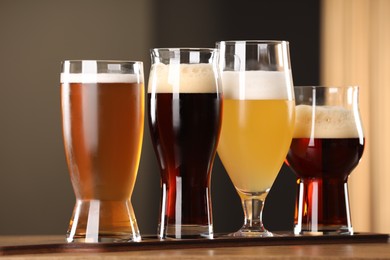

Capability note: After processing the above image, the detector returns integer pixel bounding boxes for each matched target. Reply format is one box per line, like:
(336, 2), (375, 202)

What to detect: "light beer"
(148, 63), (222, 238)
(286, 105), (365, 233)
(61, 72), (144, 242)
(217, 71), (295, 193)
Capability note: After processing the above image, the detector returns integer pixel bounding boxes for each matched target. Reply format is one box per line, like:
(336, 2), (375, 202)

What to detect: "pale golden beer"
(218, 99), (295, 193)
(216, 40), (295, 237)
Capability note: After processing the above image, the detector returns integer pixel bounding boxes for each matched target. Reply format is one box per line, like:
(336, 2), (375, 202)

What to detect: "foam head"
(60, 73), (143, 83)
(148, 63), (218, 93)
(221, 70), (293, 100)
(294, 105), (361, 138)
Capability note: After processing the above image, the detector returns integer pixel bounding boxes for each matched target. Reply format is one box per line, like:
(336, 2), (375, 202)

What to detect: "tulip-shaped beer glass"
(217, 41), (295, 237)
(61, 60), (144, 242)
(286, 86), (365, 235)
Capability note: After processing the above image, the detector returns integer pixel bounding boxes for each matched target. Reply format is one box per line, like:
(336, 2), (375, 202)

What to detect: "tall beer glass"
(286, 86), (365, 235)
(61, 60), (144, 242)
(148, 48), (222, 239)
(217, 41), (295, 237)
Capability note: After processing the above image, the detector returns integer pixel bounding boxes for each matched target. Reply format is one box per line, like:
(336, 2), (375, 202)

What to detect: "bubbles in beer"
(294, 105), (361, 138)
(148, 63), (218, 93)
(221, 71), (293, 100)
(60, 73), (142, 84)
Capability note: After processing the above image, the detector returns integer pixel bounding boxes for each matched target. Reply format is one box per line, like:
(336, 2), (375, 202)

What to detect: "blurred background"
(0, 0), (389, 236)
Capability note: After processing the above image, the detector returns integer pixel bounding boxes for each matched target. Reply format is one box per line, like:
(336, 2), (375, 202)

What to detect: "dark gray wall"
(0, 0), (319, 235)
(0, 0), (156, 235)
(151, 0), (320, 233)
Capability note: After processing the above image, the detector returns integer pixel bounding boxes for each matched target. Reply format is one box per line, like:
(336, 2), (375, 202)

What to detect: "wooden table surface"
(1, 235), (390, 259)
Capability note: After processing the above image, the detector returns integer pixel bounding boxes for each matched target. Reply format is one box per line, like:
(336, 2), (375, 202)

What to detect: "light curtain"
(321, 0), (390, 232)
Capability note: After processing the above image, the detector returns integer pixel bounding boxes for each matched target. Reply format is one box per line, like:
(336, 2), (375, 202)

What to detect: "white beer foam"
(148, 63), (218, 93)
(294, 105), (360, 138)
(60, 73), (142, 83)
(221, 71), (293, 100)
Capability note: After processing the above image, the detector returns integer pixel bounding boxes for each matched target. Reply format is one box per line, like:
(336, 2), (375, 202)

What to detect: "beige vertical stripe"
(370, 0), (390, 232)
(321, 0), (371, 232)
(322, 0), (390, 232)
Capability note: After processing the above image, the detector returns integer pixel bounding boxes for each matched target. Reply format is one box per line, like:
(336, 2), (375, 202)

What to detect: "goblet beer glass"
(286, 86), (365, 235)
(61, 60), (144, 242)
(217, 41), (295, 237)
(148, 48), (222, 239)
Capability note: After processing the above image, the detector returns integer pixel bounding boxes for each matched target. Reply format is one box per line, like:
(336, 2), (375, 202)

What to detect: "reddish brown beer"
(147, 53), (222, 239)
(286, 137), (364, 229)
(148, 92), (222, 229)
(286, 88), (365, 234)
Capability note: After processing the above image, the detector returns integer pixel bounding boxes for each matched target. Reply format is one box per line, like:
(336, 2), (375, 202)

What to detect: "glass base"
(228, 229), (273, 237)
(294, 225), (353, 236)
(67, 233), (141, 243)
(159, 224), (213, 239)
(66, 199), (141, 243)
(294, 180), (354, 236)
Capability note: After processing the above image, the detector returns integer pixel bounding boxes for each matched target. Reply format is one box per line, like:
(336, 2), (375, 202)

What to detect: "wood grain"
(0, 233), (388, 256)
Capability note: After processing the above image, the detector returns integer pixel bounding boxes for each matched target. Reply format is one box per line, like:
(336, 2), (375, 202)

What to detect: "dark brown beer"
(148, 92), (222, 236)
(61, 80), (144, 240)
(286, 137), (364, 229)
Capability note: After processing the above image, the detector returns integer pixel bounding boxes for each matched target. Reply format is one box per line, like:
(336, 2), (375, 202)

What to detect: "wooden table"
(0, 235), (389, 259)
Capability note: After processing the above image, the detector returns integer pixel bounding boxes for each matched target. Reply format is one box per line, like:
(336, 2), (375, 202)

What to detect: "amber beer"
(61, 62), (144, 242)
(286, 104), (365, 234)
(148, 61), (222, 239)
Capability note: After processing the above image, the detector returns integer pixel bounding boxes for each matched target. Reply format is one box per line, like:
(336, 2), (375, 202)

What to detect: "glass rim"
(150, 48), (217, 53)
(216, 40), (289, 45)
(294, 85), (359, 89)
(60, 60), (144, 83)
(61, 60), (143, 65)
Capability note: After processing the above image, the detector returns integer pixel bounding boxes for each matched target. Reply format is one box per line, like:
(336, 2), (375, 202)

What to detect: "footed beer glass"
(286, 86), (365, 235)
(61, 60), (144, 242)
(217, 41), (295, 237)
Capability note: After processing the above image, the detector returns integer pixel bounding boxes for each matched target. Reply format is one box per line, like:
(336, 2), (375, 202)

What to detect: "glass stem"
(239, 192), (268, 232)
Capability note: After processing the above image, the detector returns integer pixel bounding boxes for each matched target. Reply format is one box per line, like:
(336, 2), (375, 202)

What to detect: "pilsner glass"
(217, 41), (295, 237)
(286, 86), (365, 235)
(61, 60), (144, 242)
(148, 48), (222, 239)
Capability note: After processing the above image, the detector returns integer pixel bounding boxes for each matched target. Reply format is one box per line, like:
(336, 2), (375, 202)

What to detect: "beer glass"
(61, 60), (144, 242)
(148, 48), (222, 239)
(286, 86), (365, 235)
(217, 41), (295, 237)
